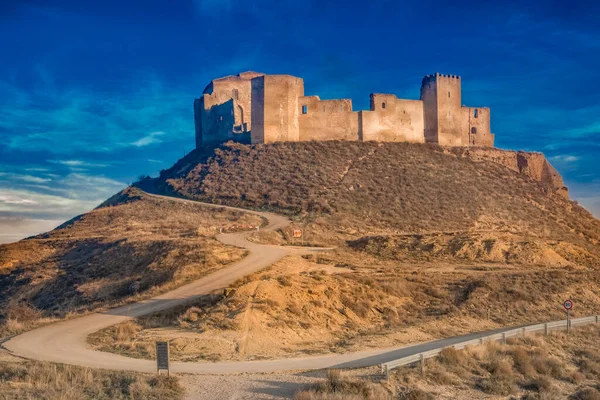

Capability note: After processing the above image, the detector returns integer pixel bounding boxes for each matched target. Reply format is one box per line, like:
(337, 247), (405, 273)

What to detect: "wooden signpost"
(156, 341), (170, 375)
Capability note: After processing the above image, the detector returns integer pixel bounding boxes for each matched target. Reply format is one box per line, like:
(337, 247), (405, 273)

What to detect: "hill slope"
(87, 141), (600, 362)
(150, 141), (599, 263)
(0, 188), (262, 335)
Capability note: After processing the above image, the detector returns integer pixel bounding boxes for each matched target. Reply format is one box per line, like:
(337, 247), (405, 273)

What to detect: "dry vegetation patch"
(390, 325), (600, 399)
(0, 356), (183, 400)
(89, 248), (600, 362)
(294, 326), (600, 399)
(159, 141), (599, 255)
(0, 187), (262, 338)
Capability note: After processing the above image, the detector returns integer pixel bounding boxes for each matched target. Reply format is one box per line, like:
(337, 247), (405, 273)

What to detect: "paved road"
(1, 193), (537, 374)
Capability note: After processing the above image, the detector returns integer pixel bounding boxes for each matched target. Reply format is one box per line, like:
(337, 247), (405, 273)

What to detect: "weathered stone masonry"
(195, 71), (495, 148)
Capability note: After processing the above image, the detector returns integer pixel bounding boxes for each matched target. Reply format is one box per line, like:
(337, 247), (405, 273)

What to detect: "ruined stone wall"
(359, 94), (424, 142)
(297, 96), (358, 141)
(251, 75), (304, 144)
(452, 148), (568, 198)
(196, 72), (264, 146)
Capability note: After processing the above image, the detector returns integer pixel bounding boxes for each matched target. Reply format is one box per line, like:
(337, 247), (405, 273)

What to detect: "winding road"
(0, 193), (572, 374)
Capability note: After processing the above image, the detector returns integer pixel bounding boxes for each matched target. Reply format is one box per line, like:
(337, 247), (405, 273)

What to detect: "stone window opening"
(474, 109), (478, 118)
(323, 105), (326, 112)
(448, 91), (450, 98)
(302, 105), (308, 114)
(232, 89), (239, 100)
(382, 102), (386, 109)
(471, 127), (477, 134)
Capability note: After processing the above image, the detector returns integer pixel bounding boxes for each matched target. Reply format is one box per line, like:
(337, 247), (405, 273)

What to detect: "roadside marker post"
(156, 341), (170, 376)
(563, 299), (574, 334)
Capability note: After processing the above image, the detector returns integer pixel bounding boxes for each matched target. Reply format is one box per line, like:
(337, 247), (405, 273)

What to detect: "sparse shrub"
(180, 307), (201, 323)
(265, 298), (280, 308)
(480, 357), (516, 395)
(278, 276), (293, 287)
(288, 304), (303, 316)
(532, 354), (565, 378)
(530, 375), (553, 393)
(396, 386), (435, 400)
(566, 370), (586, 384)
(295, 369), (391, 399)
(116, 321), (142, 343)
(438, 347), (463, 366)
(571, 387), (600, 400)
(4, 302), (42, 322)
(511, 348), (535, 376)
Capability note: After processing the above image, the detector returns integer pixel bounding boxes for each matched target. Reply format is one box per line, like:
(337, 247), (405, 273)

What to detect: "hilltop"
(148, 141), (598, 261)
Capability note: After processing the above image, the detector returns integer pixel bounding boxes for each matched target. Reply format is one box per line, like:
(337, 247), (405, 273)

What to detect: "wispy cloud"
(0, 173), (126, 220)
(550, 155), (579, 163)
(48, 159), (108, 168)
(0, 68), (193, 156)
(0, 217), (63, 244)
(130, 131), (166, 147)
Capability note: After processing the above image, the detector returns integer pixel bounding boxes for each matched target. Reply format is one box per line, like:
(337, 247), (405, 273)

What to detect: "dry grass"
(0, 359), (183, 400)
(158, 141), (599, 254)
(392, 325), (600, 399)
(294, 370), (392, 400)
(87, 236), (600, 362)
(89, 243), (600, 363)
(0, 187), (261, 339)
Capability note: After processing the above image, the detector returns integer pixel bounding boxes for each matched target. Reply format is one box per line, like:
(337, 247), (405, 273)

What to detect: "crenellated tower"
(420, 73), (463, 146)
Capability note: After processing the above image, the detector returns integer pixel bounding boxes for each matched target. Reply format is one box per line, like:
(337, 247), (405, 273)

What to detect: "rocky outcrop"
(451, 148), (569, 198)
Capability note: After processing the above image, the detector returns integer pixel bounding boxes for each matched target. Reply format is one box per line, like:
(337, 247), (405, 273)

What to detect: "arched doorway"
(234, 105), (245, 132)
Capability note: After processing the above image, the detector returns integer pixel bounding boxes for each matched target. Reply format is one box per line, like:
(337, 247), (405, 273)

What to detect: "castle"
(194, 72), (495, 148)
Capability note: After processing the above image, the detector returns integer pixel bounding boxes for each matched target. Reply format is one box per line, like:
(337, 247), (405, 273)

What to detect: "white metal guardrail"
(381, 315), (600, 378)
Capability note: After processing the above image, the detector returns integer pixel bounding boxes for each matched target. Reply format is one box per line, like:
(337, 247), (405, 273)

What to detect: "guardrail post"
(384, 365), (389, 381)
(502, 332), (506, 344)
(420, 354), (425, 375)
(544, 323), (548, 336)
(480, 337), (484, 345)
(522, 327), (526, 337)
(596, 315), (599, 324)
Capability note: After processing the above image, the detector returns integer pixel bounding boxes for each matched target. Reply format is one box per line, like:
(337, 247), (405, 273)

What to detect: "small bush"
(511, 348), (535, 376)
(438, 347), (463, 366)
(571, 387), (600, 400)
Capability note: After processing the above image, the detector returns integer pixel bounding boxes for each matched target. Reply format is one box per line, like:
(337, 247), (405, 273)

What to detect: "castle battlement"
(194, 72), (494, 148)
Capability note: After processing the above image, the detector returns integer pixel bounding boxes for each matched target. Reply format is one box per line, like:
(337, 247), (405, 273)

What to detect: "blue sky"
(1, 0), (599, 242)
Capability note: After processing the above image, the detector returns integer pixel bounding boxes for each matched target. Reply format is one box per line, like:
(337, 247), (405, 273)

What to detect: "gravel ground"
(179, 370), (326, 399)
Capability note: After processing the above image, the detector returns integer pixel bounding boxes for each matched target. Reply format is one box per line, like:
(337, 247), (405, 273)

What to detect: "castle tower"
(420, 73), (463, 146)
(251, 75), (304, 144)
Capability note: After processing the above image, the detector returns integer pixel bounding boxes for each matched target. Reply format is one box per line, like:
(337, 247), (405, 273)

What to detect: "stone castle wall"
(195, 71), (494, 148)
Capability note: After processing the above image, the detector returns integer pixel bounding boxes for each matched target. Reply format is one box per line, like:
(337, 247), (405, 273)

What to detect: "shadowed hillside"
(0, 188), (262, 336)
